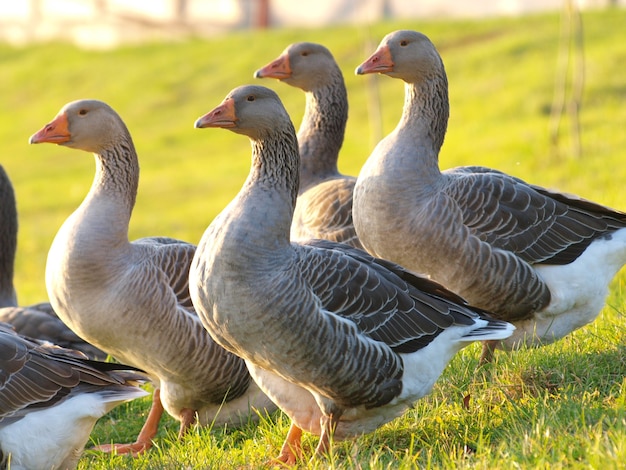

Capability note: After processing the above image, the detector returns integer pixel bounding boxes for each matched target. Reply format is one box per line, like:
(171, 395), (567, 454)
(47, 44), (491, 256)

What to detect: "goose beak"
(195, 98), (238, 129)
(29, 112), (71, 144)
(254, 53), (292, 80)
(355, 45), (394, 75)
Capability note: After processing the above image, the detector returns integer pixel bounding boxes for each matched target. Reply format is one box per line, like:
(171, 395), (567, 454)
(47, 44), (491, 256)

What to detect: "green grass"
(1, 7), (625, 469)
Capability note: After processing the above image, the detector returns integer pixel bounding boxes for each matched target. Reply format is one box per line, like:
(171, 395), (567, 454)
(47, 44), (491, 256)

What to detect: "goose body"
(191, 85), (514, 462)
(0, 164), (106, 360)
(353, 30), (626, 360)
(29, 100), (274, 454)
(0, 323), (148, 470)
(255, 42), (363, 249)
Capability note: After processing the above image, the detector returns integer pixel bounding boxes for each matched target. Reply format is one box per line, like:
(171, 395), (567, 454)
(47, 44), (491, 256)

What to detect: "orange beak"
(29, 112), (71, 144)
(194, 98), (238, 129)
(254, 53), (292, 80)
(355, 45), (394, 75)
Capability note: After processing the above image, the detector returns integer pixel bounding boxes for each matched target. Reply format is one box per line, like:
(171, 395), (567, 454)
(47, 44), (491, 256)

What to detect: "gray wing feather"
(446, 166), (626, 265)
(292, 177), (364, 250)
(135, 237), (196, 311)
(299, 240), (500, 354)
(0, 323), (146, 426)
(0, 304), (108, 360)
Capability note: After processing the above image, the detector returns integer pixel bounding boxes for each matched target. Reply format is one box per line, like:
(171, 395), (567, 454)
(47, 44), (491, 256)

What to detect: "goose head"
(195, 85), (291, 140)
(29, 99), (129, 153)
(355, 30), (445, 84)
(254, 42), (340, 91)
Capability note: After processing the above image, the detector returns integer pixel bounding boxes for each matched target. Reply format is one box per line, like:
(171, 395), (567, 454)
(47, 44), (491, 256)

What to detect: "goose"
(353, 30), (626, 362)
(0, 322), (148, 470)
(28, 99), (275, 455)
(0, 164), (106, 360)
(254, 42), (364, 250)
(190, 85), (514, 463)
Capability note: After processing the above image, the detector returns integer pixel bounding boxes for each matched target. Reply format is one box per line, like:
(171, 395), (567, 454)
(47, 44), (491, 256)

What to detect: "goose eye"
(301, 51), (309, 57)
(400, 40), (408, 46)
(78, 109), (88, 116)
(246, 95), (255, 102)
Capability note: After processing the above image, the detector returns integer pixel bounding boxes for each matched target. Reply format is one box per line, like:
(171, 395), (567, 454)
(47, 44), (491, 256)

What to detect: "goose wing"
(135, 237), (197, 311)
(446, 167), (626, 265)
(292, 177), (363, 250)
(0, 304), (108, 360)
(298, 240), (498, 354)
(0, 324), (145, 426)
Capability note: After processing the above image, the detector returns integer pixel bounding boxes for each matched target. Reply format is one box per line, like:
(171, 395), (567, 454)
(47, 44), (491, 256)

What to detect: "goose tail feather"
(462, 318), (516, 342)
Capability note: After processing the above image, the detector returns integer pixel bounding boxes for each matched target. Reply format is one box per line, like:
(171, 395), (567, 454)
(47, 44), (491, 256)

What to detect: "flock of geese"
(1, 29), (625, 469)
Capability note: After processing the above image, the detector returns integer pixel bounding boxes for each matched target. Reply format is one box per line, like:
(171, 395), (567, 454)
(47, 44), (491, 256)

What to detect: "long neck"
(395, 70), (449, 179)
(0, 166), (17, 307)
(82, 135), (139, 237)
(240, 124), (300, 251)
(297, 72), (347, 191)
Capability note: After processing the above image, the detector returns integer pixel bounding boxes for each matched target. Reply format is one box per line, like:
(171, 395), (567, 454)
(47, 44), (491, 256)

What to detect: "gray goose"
(28, 100), (274, 455)
(0, 322), (147, 470)
(254, 42), (364, 249)
(191, 85), (514, 463)
(0, 164), (106, 360)
(353, 30), (626, 362)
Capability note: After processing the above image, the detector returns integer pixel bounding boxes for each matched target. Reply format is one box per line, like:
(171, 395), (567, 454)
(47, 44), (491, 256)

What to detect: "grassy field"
(1, 7), (625, 469)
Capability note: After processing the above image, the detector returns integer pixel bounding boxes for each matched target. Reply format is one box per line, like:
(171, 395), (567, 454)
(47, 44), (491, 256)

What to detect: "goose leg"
(178, 408), (197, 438)
(273, 422), (303, 465)
(314, 412), (340, 459)
(479, 340), (498, 365)
(94, 388), (163, 456)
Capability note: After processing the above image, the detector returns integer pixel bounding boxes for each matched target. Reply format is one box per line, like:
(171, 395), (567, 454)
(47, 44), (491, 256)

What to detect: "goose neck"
(398, 78), (449, 160)
(237, 127), (300, 251)
(251, 127), (300, 207)
(297, 80), (347, 191)
(89, 137), (139, 217)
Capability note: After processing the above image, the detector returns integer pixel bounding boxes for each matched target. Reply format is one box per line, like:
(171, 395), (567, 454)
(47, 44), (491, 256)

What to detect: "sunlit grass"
(0, 7), (624, 468)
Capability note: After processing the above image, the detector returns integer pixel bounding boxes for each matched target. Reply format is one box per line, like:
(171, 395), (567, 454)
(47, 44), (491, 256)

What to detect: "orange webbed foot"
(92, 440), (152, 457)
(92, 388), (164, 457)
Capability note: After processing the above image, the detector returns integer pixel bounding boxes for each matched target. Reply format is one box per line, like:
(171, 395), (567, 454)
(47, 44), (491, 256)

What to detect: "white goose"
(190, 85), (514, 463)
(0, 322), (148, 470)
(254, 42), (364, 249)
(0, 164), (106, 360)
(28, 99), (275, 455)
(353, 30), (626, 362)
